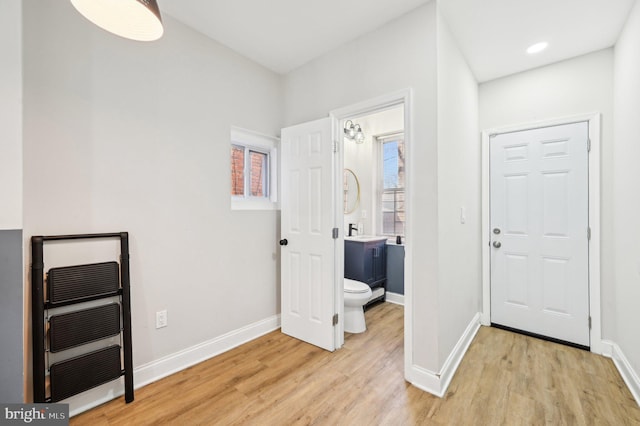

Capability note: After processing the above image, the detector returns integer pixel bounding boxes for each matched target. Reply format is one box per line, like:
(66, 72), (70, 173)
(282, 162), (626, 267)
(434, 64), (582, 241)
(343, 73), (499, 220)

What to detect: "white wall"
(479, 48), (615, 338)
(436, 14), (481, 365)
(343, 106), (404, 236)
(22, 0), (283, 407)
(613, 0), (640, 379)
(285, 2), (441, 372)
(0, 0), (24, 404)
(0, 0), (23, 229)
(285, 1), (484, 382)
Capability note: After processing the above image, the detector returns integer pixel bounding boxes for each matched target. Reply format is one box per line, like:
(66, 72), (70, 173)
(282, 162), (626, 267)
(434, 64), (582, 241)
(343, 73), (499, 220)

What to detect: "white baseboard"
(407, 312), (481, 397)
(406, 364), (443, 396)
(600, 340), (614, 358)
(385, 292), (404, 305)
(68, 314), (281, 417)
(438, 313), (481, 393)
(602, 340), (640, 406)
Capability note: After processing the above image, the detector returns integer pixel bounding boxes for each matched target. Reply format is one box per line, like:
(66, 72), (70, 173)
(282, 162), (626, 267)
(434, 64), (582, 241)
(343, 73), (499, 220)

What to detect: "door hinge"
(587, 227), (591, 240)
(333, 140), (339, 153)
(588, 316), (592, 329)
(587, 138), (591, 152)
(332, 228), (339, 239)
(332, 313), (339, 326)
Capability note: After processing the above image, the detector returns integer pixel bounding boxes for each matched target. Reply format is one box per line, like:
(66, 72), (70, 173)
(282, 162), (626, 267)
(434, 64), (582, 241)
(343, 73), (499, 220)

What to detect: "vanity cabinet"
(345, 238), (387, 304)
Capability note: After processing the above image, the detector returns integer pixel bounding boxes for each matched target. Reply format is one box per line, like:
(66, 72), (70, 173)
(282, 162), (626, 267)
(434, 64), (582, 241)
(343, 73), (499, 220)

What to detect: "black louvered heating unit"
(31, 232), (134, 404)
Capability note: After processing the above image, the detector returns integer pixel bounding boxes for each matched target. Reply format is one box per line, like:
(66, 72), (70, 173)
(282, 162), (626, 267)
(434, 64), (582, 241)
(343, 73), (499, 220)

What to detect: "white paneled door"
(280, 117), (336, 351)
(490, 122), (590, 347)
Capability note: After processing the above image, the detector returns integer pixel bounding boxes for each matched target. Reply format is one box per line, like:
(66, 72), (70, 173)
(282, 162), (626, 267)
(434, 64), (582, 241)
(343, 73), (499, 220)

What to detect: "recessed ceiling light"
(527, 42), (548, 54)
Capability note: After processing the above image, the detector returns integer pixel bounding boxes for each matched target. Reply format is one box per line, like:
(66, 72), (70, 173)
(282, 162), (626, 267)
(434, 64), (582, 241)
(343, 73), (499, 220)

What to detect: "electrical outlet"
(156, 310), (167, 329)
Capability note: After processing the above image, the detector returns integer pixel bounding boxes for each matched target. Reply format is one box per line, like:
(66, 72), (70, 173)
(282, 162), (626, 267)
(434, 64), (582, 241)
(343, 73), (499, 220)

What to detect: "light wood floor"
(71, 303), (640, 425)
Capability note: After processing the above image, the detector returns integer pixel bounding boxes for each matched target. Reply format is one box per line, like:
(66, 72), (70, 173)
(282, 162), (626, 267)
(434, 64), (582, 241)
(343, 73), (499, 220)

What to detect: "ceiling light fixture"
(526, 42), (548, 55)
(70, 0), (164, 42)
(344, 120), (365, 144)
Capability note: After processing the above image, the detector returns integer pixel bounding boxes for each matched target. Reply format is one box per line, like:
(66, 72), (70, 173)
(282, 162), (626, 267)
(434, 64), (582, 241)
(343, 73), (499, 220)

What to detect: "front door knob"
(493, 241), (502, 248)
(279, 239), (288, 246)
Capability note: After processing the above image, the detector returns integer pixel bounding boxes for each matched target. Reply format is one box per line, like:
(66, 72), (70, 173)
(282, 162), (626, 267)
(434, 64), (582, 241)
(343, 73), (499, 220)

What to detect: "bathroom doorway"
(341, 107), (406, 304)
(279, 89), (414, 375)
(331, 89), (413, 364)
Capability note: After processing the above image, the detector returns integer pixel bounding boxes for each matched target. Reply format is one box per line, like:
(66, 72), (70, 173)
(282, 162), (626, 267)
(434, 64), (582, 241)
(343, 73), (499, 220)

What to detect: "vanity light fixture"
(526, 41), (548, 54)
(70, 0), (164, 41)
(344, 120), (357, 139)
(354, 124), (365, 144)
(344, 120), (365, 144)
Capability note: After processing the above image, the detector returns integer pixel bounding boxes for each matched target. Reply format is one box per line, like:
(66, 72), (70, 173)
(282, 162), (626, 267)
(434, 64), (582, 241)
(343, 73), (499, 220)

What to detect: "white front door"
(280, 117), (336, 351)
(490, 121), (590, 347)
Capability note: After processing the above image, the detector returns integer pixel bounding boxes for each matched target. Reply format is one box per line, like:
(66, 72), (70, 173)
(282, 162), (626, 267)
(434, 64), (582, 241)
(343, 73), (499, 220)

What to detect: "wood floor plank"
(71, 303), (640, 425)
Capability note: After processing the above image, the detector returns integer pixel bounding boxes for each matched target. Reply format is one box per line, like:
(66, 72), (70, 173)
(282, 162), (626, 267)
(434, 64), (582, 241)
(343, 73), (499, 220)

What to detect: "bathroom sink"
(345, 235), (388, 243)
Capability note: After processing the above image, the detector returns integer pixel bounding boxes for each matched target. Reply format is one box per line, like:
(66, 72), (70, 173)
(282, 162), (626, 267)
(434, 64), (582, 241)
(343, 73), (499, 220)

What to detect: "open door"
(280, 117), (337, 351)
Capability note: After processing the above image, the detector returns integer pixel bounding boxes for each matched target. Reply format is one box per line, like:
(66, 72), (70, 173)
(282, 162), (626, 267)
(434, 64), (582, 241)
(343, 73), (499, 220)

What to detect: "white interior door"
(490, 121), (590, 347)
(280, 117), (336, 351)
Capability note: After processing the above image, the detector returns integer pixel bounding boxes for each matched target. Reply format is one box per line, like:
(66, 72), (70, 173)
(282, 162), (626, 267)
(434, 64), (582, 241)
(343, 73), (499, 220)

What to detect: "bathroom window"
(377, 133), (405, 236)
(230, 127), (278, 210)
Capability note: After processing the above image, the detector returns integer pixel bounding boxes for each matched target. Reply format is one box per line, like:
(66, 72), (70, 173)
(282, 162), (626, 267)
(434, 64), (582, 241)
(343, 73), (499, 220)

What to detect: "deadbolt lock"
(493, 228), (501, 235)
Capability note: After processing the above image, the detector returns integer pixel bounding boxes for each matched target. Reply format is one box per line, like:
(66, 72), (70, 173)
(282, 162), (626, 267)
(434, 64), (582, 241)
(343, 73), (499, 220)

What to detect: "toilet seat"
(344, 278), (370, 294)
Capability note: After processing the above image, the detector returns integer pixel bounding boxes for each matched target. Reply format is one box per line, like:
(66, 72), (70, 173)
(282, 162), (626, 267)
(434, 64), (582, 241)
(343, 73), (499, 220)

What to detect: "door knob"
(492, 241), (502, 248)
(279, 239), (288, 246)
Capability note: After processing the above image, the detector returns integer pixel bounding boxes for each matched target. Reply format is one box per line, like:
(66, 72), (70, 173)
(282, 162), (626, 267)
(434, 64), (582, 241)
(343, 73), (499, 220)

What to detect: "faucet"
(348, 223), (358, 237)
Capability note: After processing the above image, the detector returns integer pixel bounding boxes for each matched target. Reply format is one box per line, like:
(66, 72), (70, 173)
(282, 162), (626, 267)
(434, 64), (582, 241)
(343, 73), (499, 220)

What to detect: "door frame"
(480, 113), (603, 354)
(329, 88), (413, 361)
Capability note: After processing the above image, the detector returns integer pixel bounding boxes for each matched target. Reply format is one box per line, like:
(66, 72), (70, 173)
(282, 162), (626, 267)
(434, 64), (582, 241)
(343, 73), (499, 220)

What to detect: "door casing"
(330, 89), (414, 368)
(481, 113), (603, 354)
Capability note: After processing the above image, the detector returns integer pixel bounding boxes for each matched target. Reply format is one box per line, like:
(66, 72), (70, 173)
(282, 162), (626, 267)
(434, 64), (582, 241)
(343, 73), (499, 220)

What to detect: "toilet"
(343, 278), (372, 333)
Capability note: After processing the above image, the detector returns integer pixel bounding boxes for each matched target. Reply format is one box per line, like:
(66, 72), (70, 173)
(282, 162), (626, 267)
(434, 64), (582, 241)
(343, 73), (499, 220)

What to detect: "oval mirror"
(343, 168), (361, 214)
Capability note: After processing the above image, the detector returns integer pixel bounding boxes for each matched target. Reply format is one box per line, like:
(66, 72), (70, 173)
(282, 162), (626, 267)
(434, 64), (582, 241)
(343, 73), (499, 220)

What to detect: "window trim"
(230, 126), (279, 211)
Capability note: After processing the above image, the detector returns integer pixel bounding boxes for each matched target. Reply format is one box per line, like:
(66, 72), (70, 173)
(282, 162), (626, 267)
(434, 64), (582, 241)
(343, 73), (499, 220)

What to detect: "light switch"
(156, 310), (168, 329)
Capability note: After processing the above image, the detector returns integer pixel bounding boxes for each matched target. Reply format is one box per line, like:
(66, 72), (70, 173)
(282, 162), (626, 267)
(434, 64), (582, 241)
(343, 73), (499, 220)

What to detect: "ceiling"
(160, 0), (432, 75)
(438, 0), (635, 82)
(160, 0), (636, 81)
